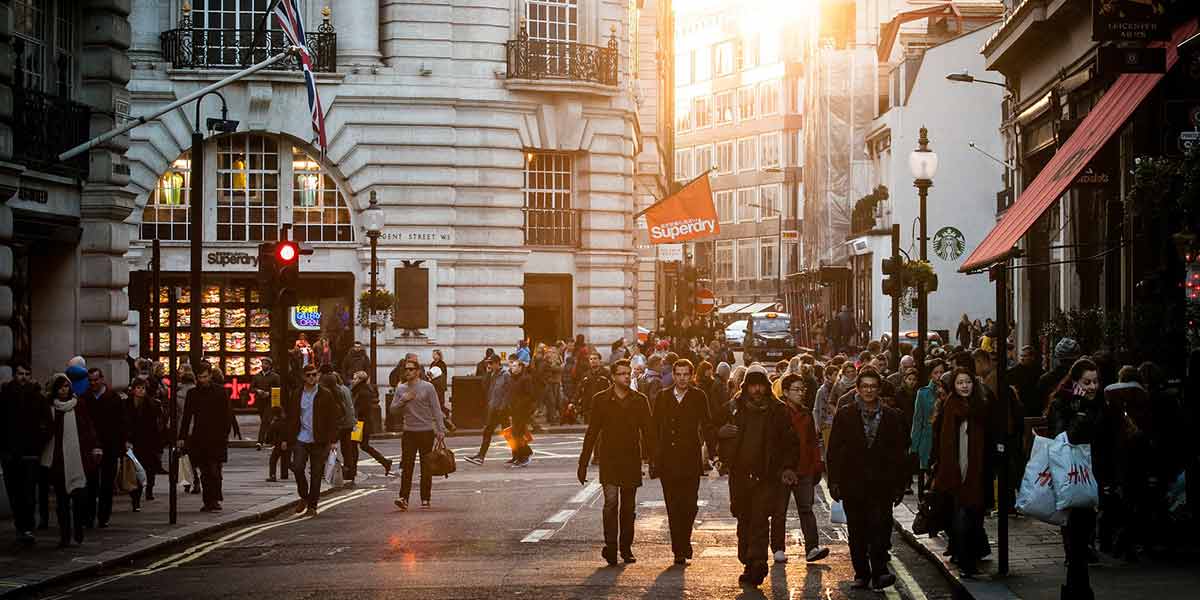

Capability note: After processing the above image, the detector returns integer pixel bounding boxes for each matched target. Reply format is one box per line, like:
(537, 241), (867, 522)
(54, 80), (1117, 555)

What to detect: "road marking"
(522, 482), (602, 543)
(545, 509), (577, 523)
(639, 499), (708, 508)
(520, 529), (555, 543)
(891, 552), (929, 600)
(568, 482), (601, 504)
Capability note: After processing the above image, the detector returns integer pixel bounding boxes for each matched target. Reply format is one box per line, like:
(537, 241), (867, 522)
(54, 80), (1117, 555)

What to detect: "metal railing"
(12, 86), (90, 177)
(506, 23), (618, 86)
(160, 10), (336, 72)
(523, 207), (581, 247)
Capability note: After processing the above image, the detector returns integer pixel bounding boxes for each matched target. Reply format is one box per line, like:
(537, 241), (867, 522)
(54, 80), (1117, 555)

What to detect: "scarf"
(932, 394), (987, 510)
(856, 396), (882, 447)
(42, 398), (88, 494)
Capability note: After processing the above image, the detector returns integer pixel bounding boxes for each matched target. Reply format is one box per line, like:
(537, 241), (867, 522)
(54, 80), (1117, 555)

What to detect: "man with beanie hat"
(1036, 337), (1080, 414)
(724, 364), (799, 587)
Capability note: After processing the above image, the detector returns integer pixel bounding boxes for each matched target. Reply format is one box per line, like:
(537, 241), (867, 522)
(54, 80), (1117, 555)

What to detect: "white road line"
(545, 509), (577, 523)
(568, 482), (601, 504)
(520, 529), (555, 543)
(890, 552), (929, 600)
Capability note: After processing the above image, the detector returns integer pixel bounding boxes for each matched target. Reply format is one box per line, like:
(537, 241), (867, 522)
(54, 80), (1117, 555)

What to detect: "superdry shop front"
(127, 244), (358, 404)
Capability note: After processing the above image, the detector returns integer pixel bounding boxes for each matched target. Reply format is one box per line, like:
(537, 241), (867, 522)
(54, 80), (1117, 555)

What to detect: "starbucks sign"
(933, 227), (966, 262)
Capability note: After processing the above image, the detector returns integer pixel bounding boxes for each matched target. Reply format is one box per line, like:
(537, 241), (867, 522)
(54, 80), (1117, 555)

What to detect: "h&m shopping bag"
(1048, 432), (1099, 511)
(830, 500), (847, 525)
(1016, 432), (1069, 525)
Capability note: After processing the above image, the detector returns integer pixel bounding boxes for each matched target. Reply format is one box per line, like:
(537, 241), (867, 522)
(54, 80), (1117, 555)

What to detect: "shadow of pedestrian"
(735, 585), (767, 600)
(801, 562), (831, 598)
(640, 565), (687, 599)
(580, 563), (626, 594)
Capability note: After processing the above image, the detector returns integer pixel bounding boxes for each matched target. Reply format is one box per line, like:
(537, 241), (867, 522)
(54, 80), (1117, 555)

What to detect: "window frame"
(674, 147), (693, 182)
(693, 144), (714, 177)
(736, 136), (757, 173)
(760, 237), (778, 282)
(736, 238), (758, 281)
(692, 95), (713, 129)
(522, 150), (577, 247)
(715, 189), (734, 224)
(715, 240), (735, 282)
(736, 187), (758, 224)
(714, 90), (734, 125)
(758, 80), (781, 116)
(715, 140), (734, 175)
(759, 183), (782, 220)
(759, 131), (782, 169)
(737, 86), (756, 121)
(714, 40), (735, 77)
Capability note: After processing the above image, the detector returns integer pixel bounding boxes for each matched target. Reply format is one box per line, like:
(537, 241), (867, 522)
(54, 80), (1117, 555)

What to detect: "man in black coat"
(578, 359), (655, 566)
(725, 364), (799, 587)
(575, 350), (611, 423)
(651, 359), (717, 565)
(251, 358), (282, 449)
(178, 362), (233, 511)
(1, 363), (51, 544)
(826, 367), (908, 591)
(284, 363), (342, 516)
(81, 367), (127, 527)
(341, 341), (371, 382)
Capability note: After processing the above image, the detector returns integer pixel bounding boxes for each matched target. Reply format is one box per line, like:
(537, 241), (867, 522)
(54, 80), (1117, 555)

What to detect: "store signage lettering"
(374, 227), (454, 245)
(207, 251), (258, 268)
(290, 305), (322, 331)
(1092, 0), (1169, 42)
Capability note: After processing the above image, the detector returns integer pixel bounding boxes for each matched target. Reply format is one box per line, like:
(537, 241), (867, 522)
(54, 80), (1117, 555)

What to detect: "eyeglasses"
(304, 372), (319, 378)
(858, 383), (880, 390)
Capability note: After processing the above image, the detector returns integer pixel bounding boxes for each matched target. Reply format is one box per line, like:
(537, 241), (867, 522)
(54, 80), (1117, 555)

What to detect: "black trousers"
(399, 430), (435, 502)
(340, 431), (357, 481)
(844, 497), (892, 581)
(292, 442), (329, 509)
(662, 476), (700, 559)
(1062, 507), (1095, 598)
(948, 501), (987, 573)
(477, 409), (509, 458)
(2, 457), (38, 534)
(734, 478), (775, 568)
(772, 477), (820, 552)
(602, 484), (637, 554)
(269, 445), (289, 480)
(54, 485), (87, 544)
(87, 452), (119, 526)
(195, 459), (224, 508)
(359, 429), (391, 470)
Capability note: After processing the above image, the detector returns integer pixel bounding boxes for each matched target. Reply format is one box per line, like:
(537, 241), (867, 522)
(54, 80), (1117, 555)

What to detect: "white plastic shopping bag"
(830, 500), (847, 525)
(1015, 433), (1069, 525)
(324, 446), (344, 487)
(1049, 432), (1099, 511)
(126, 448), (148, 487)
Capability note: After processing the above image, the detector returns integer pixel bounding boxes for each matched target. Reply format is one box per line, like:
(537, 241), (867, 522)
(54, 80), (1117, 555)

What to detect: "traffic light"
(274, 240), (301, 306)
(881, 257), (903, 297)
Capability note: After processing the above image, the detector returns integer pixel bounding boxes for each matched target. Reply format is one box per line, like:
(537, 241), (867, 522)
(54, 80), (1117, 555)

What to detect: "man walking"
(390, 357), (446, 510)
(341, 340), (371, 382)
(578, 359), (655, 566)
(651, 359), (716, 565)
(1, 364), (51, 545)
(465, 355), (512, 465)
(252, 358), (281, 450)
(827, 367), (907, 591)
(726, 364), (799, 587)
(284, 363), (341, 517)
(575, 350), (610, 423)
(179, 362), (234, 512)
(81, 368), (126, 527)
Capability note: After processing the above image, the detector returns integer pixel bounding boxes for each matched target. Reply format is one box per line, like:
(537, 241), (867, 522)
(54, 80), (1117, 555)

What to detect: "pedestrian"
(956, 314), (972, 350)
(125, 377), (165, 511)
(466, 356), (513, 465)
(827, 366), (907, 591)
(1045, 358), (1103, 600)
(42, 374), (101, 547)
(508, 359), (536, 467)
(514, 339), (531, 365)
(350, 370), (392, 476)
(930, 367), (991, 577)
(887, 354), (916, 390)
(639, 355), (664, 409)
(813, 363), (839, 455)
(540, 347), (564, 425)
(575, 350), (611, 424)
(772, 373), (830, 564)
(1, 363), (52, 545)
(252, 358), (281, 451)
(429, 348), (449, 414)
(284, 363), (341, 516)
(911, 359), (947, 494)
(652, 359), (717, 565)
(725, 364), (799, 587)
(178, 362), (232, 512)
(475, 348), (496, 376)
(341, 340), (371, 383)
(578, 359), (655, 566)
(390, 356), (446, 511)
(264, 405), (289, 482)
(830, 362), (858, 409)
(80, 367), (125, 528)
(323, 372), (357, 486)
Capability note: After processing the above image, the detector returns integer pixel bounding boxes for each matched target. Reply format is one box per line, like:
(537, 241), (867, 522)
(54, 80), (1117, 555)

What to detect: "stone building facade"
(121, 0), (663, 390)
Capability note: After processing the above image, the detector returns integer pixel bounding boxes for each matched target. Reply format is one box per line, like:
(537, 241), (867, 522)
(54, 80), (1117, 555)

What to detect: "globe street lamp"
(909, 127), (937, 381)
(363, 191), (386, 386)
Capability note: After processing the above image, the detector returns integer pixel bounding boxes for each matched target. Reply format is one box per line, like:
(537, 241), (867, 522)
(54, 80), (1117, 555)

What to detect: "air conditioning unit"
(849, 237), (870, 256)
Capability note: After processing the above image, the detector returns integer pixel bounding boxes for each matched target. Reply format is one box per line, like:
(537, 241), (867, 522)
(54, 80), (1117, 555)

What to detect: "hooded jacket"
(727, 365), (799, 517)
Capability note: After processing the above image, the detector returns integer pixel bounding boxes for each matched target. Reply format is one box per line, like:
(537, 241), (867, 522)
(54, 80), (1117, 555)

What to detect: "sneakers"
(303, 508), (317, 518)
(602, 546), (618, 566)
(421, 500), (431, 509)
(674, 556), (689, 565)
(395, 498), (409, 511)
(773, 550), (788, 563)
(266, 476), (277, 482)
(805, 546), (830, 562)
(620, 552), (637, 564)
(464, 455), (484, 466)
(871, 574), (896, 591)
(512, 457), (531, 468)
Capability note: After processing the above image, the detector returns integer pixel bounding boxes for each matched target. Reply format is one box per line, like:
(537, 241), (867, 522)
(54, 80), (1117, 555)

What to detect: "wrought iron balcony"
(506, 23), (618, 87)
(523, 207), (581, 247)
(160, 9), (336, 72)
(12, 85), (91, 177)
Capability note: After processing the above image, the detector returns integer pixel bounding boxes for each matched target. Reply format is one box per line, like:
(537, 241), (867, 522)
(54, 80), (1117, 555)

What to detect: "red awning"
(960, 19), (1199, 273)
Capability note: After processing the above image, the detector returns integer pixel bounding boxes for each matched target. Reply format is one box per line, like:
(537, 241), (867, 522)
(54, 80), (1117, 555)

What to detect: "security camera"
(207, 117), (240, 133)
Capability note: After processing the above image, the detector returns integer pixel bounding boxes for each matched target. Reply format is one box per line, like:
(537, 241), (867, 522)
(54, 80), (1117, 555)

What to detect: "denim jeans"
(602, 484), (637, 554)
(292, 442), (330, 509)
(771, 476), (820, 552)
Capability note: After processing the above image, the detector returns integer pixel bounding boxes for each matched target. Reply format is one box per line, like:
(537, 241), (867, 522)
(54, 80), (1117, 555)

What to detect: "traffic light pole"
(890, 225), (900, 371)
(189, 129), (203, 372)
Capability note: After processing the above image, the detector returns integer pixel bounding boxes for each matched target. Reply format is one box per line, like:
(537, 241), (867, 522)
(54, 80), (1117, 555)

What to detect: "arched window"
(141, 152), (191, 241)
(140, 134), (352, 243)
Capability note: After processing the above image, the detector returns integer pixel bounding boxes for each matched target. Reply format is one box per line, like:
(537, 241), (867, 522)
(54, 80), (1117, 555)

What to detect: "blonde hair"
(728, 365), (748, 395)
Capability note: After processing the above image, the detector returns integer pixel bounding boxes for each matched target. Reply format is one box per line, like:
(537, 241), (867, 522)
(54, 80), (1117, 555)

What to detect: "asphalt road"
(35, 434), (959, 600)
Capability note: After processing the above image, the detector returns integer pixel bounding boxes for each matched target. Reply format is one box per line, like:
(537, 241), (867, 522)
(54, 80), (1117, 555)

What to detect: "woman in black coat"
(351, 371), (392, 475)
(126, 377), (165, 509)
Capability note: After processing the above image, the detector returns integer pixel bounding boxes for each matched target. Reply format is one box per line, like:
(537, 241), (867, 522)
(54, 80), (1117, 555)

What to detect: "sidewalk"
(892, 495), (1200, 600)
(0, 445), (353, 598)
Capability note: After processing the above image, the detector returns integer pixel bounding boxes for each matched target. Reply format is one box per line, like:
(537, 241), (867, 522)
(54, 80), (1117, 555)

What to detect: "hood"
(741, 364), (771, 392)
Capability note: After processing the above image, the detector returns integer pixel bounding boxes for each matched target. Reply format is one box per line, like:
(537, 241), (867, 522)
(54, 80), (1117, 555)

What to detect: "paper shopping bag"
(350, 420), (364, 442)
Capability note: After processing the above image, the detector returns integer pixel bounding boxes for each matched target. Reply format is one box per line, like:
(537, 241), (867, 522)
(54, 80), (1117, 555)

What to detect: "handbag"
(324, 447), (344, 487)
(177, 454), (193, 488)
(830, 500), (847, 525)
(116, 455), (139, 492)
(913, 491), (950, 537)
(426, 438), (456, 477)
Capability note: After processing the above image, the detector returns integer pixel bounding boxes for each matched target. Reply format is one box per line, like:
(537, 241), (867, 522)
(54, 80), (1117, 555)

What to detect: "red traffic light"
(276, 241), (298, 263)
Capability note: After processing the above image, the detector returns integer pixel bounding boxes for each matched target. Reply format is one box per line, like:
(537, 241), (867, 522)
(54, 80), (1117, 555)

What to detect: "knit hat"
(1053, 337), (1081, 368)
(715, 362), (731, 378)
(741, 363), (771, 392)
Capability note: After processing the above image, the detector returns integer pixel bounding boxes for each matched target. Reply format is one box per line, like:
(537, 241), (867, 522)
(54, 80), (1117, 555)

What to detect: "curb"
(891, 504), (1023, 600)
(0, 485), (348, 599)
(227, 425), (588, 448)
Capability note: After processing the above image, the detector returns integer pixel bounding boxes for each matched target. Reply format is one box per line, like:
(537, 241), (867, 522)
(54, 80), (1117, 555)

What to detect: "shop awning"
(740, 302), (779, 314)
(718, 302), (751, 315)
(960, 19), (1198, 273)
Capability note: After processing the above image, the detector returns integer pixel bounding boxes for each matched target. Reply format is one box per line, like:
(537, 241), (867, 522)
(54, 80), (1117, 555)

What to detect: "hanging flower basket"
(898, 259), (937, 291)
(357, 289), (394, 325)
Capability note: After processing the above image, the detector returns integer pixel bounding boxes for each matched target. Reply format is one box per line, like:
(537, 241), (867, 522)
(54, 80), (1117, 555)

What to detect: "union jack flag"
(273, 0), (327, 151)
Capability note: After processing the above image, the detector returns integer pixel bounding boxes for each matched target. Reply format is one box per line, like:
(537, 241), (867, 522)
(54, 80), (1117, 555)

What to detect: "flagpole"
(58, 48), (298, 162)
(633, 168), (714, 219)
(241, 0), (284, 66)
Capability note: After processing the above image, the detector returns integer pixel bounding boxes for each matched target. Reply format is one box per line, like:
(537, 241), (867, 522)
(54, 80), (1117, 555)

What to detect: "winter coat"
(1046, 384), (1111, 485)
(341, 349), (371, 381)
(83, 388), (127, 453)
(826, 397), (907, 502)
(727, 394), (799, 518)
(351, 380), (380, 430)
(579, 386), (655, 488)
(638, 369), (663, 412)
(575, 367), (611, 417)
(126, 395), (165, 472)
(484, 369), (513, 413)
(179, 383), (233, 463)
(284, 385), (342, 446)
(782, 399), (823, 478)
(251, 369), (281, 417)
(652, 386), (717, 480)
(335, 384), (357, 431)
(1, 380), (51, 459)
(911, 383), (937, 469)
(930, 393), (989, 511)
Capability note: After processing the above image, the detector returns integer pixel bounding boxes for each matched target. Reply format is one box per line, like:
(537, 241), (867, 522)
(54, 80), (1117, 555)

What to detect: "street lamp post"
(363, 191), (386, 386)
(909, 127), (938, 382)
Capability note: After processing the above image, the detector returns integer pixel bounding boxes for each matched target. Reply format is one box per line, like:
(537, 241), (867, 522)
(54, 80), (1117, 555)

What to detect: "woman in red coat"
(42, 374), (101, 547)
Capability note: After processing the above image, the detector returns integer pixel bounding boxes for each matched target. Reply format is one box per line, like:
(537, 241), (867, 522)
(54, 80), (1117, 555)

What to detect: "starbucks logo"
(933, 227), (966, 262)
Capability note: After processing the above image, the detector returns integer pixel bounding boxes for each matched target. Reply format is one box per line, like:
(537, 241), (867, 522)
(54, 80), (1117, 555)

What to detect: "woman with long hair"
(42, 374), (101, 547)
(126, 377), (164, 509)
(930, 367), (991, 577)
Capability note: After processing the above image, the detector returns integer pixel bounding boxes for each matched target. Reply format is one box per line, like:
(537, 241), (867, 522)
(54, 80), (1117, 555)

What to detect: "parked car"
(725, 319), (748, 348)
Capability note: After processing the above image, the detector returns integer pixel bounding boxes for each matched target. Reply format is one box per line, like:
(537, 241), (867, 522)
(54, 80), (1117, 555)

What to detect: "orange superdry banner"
(644, 174), (720, 244)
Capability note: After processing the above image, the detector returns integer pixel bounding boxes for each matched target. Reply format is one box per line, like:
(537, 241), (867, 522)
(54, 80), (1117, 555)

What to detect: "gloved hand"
(577, 464), (588, 485)
(718, 423), (739, 438)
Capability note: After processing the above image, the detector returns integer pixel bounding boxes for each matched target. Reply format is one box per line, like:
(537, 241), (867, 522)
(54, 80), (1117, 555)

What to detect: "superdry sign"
(640, 173), (720, 245)
(206, 251), (258, 268)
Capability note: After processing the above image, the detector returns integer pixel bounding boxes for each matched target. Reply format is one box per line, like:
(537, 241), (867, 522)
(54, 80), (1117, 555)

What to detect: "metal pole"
(369, 231), (379, 386)
(890, 225), (900, 370)
(151, 238), (161, 361)
(994, 263), (1011, 575)
(189, 130), (204, 375)
(168, 285), (178, 525)
(917, 181), (930, 382)
(58, 50), (295, 161)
